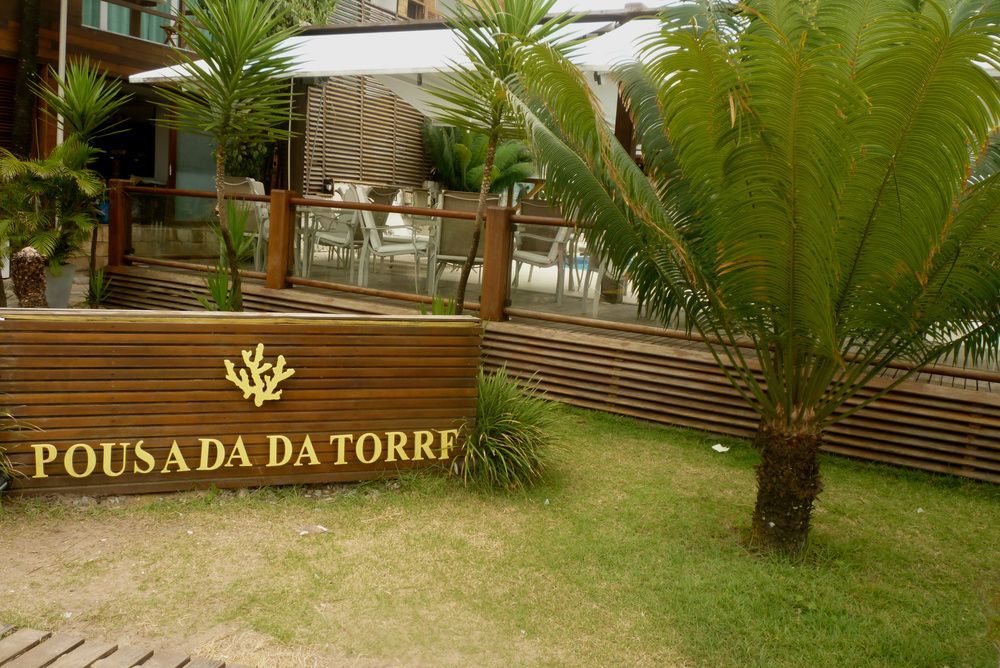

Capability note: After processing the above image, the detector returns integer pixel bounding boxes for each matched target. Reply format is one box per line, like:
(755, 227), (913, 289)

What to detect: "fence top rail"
(122, 185), (271, 204)
(510, 213), (593, 228)
(120, 185), (594, 227)
(289, 196), (478, 221)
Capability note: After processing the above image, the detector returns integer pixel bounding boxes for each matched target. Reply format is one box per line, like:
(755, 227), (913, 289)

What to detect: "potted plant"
(31, 58), (131, 308)
(0, 139), (103, 307)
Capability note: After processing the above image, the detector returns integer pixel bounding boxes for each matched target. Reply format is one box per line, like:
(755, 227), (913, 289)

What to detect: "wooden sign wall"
(0, 310), (481, 496)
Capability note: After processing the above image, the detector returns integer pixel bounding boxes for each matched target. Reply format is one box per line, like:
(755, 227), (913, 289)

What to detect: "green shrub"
(196, 201), (253, 312)
(456, 367), (557, 491)
(418, 295), (457, 316)
(86, 266), (111, 308)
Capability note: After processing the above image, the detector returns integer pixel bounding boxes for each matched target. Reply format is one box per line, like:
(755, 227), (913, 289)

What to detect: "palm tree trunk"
(214, 147), (243, 311)
(454, 134), (498, 314)
(749, 424), (823, 556)
(12, 0), (40, 157)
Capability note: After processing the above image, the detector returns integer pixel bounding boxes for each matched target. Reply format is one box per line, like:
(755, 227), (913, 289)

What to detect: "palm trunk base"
(749, 427), (823, 556)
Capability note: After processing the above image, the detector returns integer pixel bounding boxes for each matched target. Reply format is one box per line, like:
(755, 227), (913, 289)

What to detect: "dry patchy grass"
(0, 406), (997, 667)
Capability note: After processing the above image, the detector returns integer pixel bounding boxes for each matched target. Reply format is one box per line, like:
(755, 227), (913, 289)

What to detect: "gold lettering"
(330, 434), (353, 465)
(268, 435), (293, 467)
(356, 432), (383, 465)
(198, 438), (225, 471)
(438, 429), (460, 461)
(294, 435), (320, 467)
(133, 440), (155, 474)
(101, 442), (129, 477)
(225, 436), (252, 468)
(65, 443), (97, 478)
(385, 432), (409, 463)
(161, 440), (191, 473)
(31, 444), (57, 479)
(413, 430), (436, 461)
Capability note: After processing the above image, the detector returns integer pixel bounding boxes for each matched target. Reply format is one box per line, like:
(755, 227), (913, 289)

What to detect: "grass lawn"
(1, 405), (997, 667)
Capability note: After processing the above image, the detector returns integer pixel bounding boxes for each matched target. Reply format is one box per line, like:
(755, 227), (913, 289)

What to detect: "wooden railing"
(107, 180), (999, 384)
(112, 181), (520, 316)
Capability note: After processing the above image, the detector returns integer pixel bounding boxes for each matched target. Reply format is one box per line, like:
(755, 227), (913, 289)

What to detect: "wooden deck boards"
(0, 625), (246, 668)
(99, 265), (1000, 484)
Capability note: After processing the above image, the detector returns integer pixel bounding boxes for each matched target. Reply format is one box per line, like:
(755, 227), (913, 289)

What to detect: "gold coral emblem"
(224, 343), (295, 407)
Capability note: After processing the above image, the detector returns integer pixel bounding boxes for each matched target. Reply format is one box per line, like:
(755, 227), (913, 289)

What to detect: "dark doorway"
(91, 91), (158, 181)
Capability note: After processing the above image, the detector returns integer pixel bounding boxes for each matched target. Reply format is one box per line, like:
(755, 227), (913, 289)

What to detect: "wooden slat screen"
(0, 309), (481, 496)
(98, 267), (1000, 485)
(302, 1), (430, 192)
(0, 59), (16, 152)
(483, 321), (1000, 484)
(331, 0), (400, 25)
(303, 76), (431, 193)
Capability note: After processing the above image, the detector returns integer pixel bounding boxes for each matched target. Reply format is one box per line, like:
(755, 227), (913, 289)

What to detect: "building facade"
(3, 0), (440, 192)
(0, 0), (183, 181)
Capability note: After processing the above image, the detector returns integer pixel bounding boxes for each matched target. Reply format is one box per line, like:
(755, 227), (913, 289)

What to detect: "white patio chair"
(513, 199), (572, 304)
(579, 244), (607, 318)
(357, 204), (428, 294)
(313, 186), (363, 280)
(430, 191), (500, 295)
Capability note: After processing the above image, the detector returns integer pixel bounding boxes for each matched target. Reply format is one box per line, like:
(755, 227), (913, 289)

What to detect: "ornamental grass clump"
(458, 368), (557, 491)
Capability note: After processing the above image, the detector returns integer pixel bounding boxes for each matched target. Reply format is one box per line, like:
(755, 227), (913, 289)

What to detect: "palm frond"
(507, 1), (1000, 432)
(155, 0), (299, 147)
(33, 57), (132, 143)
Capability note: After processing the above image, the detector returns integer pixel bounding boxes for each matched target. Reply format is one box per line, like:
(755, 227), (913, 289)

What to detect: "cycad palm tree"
(509, 0), (1000, 554)
(0, 139), (103, 267)
(35, 58), (131, 298)
(423, 125), (534, 193)
(430, 0), (575, 312)
(156, 0), (298, 311)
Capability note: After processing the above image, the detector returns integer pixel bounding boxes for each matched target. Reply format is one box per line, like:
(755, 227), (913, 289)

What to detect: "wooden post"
(480, 205), (514, 322)
(107, 179), (130, 267)
(266, 189), (295, 290)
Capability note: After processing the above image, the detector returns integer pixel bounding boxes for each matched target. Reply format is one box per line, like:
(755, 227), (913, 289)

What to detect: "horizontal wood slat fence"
(0, 310), (481, 497)
(482, 322), (1000, 484)
(100, 185), (999, 485)
(99, 267), (1000, 484)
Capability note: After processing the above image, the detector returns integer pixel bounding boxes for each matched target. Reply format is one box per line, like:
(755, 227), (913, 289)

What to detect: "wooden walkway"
(0, 624), (246, 668)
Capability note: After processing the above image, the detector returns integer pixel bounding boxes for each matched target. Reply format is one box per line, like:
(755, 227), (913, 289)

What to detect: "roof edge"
(299, 8), (659, 36)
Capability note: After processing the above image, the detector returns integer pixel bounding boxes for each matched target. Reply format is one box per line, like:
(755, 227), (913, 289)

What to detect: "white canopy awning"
(129, 18), (662, 124)
(129, 16), (998, 117)
(128, 20), (636, 84)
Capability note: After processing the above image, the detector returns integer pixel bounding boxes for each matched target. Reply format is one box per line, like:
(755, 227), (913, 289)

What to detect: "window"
(81, 0), (180, 44)
(406, 1), (425, 20)
(82, 0), (101, 28)
(141, 1), (176, 43)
